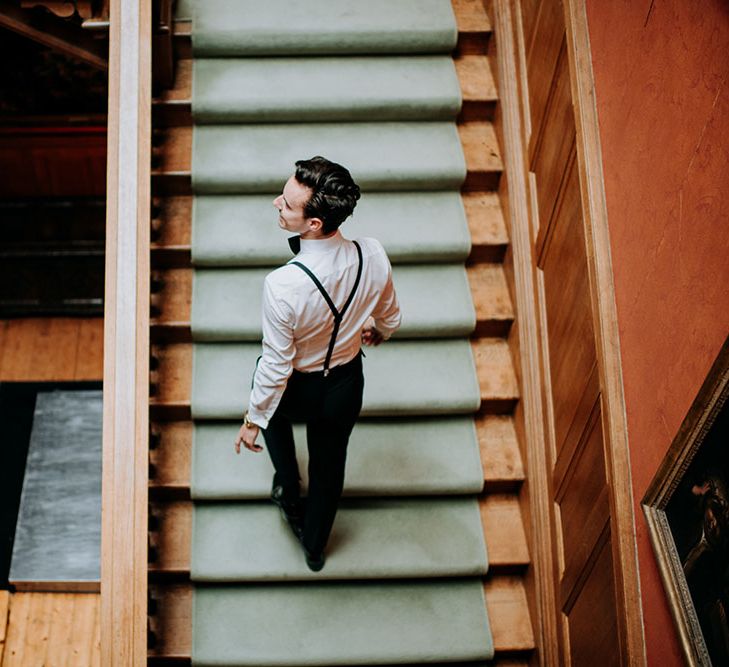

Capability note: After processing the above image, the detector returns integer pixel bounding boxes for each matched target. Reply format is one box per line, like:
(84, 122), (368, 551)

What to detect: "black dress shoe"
(299, 537), (325, 572)
(304, 550), (326, 572)
(271, 485), (304, 540)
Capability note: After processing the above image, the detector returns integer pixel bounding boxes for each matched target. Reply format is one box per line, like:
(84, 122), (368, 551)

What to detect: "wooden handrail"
(100, 0), (151, 664)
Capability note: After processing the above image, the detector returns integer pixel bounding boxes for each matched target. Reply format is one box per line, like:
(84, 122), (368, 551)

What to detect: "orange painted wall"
(585, 0), (729, 664)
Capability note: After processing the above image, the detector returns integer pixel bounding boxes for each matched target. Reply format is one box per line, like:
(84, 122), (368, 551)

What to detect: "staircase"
(147, 0), (535, 664)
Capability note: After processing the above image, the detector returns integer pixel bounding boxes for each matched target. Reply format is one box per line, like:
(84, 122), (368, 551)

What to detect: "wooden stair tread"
(455, 55), (498, 102)
(150, 264), (512, 333)
(148, 576), (533, 659)
(148, 416), (526, 494)
(153, 122), (502, 177)
(155, 56), (496, 108)
(477, 415), (525, 489)
(484, 576), (536, 652)
(155, 58), (191, 104)
(453, 0), (492, 34)
(479, 494), (529, 568)
(149, 496), (527, 575)
(150, 339), (519, 408)
(150, 194), (508, 266)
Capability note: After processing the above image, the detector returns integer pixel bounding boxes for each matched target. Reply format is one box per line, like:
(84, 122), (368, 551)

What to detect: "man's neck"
(300, 229), (337, 241)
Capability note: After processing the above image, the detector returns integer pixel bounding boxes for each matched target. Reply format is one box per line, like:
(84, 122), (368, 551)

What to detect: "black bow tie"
(288, 235), (301, 255)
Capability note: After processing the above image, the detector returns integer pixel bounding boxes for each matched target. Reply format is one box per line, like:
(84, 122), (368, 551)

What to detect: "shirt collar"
(298, 229), (346, 255)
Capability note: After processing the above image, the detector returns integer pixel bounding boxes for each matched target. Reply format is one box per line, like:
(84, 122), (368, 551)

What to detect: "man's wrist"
(243, 411), (260, 429)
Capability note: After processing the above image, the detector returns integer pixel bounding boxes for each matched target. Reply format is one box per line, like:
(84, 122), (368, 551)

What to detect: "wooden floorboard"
(0, 590), (9, 664)
(0, 318), (104, 381)
(1, 592), (100, 666)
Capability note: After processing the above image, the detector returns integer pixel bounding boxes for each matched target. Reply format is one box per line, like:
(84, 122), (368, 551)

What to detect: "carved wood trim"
(562, 0), (647, 663)
(0, 2), (106, 69)
(20, 1), (93, 20)
(490, 1), (561, 664)
(100, 0), (151, 664)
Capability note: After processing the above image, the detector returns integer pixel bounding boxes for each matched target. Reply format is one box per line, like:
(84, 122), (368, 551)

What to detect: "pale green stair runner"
(192, 340), (481, 419)
(193, 56), (461, 122)
(192, 418), (484, 499)
(189, 0), (494, 663)
(192, 192), (472, 266)
(192, 123), (466, 193)
(192, 264), (476, 340)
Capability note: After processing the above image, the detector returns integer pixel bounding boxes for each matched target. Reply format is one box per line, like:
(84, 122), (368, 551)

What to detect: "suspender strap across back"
(289, 240), (363, 376)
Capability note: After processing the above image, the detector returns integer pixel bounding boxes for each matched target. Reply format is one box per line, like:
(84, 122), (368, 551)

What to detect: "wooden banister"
(101, 0), (151, 664)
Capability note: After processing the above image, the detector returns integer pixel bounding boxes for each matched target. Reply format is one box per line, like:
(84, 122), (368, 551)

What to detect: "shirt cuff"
(245, 407), (269, 430)
(374, 318), (400, 340)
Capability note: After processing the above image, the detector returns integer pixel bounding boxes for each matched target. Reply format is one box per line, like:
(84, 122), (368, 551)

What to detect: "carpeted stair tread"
(191, 340), (480, 420)
(191, 264), (476, 341)
(192, 579), (493, 665)
(192, 418), (483, 499)
(192, 0), (457, 57)
(193, 56), (461, 123)
(191, 192), (471, 266)
(192, 498), (488, 581)
(192, 123), (466, 193)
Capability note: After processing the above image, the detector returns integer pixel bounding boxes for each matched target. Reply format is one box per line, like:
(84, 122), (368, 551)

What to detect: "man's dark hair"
(294, 156), (361, 234)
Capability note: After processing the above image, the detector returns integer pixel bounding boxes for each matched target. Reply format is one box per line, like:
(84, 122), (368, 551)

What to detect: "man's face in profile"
(273, 175), (314, 235)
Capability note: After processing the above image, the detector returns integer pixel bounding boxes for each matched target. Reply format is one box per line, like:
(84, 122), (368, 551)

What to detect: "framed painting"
(643, 335), (729, 666)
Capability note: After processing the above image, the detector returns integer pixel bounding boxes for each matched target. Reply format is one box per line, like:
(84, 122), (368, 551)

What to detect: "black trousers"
(262, 351), (364, 556)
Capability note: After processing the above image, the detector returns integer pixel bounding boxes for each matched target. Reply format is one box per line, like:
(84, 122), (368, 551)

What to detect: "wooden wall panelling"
(525, 0), (565, 150)
(530, 42), (576, 248)
(519, 0), (541, 52)
(497, 0), (646, 663)
(557, 405), (610, 600)
(565, 535), (620, 667)
(562, 0), (646, 662)
(539, 160), (596, 463)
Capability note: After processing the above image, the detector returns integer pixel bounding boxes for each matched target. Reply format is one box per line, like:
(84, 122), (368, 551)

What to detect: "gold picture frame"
(643, 335), (729, 666)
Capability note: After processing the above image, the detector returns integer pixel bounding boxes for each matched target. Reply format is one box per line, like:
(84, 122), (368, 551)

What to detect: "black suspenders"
(289, 240), (364, 377)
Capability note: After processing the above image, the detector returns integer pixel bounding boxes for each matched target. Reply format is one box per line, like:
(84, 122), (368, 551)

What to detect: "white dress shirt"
(247, 230), (402, 429)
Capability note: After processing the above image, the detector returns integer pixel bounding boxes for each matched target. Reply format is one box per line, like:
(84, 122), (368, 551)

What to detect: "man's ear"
(307, 217), (325, 233)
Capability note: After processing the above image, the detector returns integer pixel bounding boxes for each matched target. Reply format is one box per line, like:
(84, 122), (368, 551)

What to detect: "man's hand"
(361, 317), (385, 346)
(235, 423), (262, 454)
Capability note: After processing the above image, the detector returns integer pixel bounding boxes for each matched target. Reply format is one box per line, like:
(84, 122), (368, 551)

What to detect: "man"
(234, 156), (401, 571)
